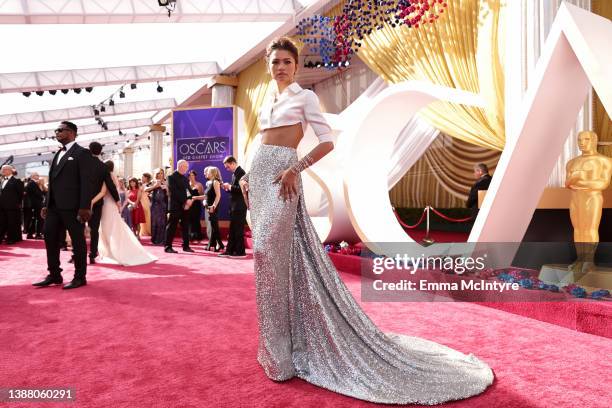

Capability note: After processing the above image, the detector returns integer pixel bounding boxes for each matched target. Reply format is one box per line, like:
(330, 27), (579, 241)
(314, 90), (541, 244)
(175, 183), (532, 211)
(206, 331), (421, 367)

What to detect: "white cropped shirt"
(258, 82), (333, 144)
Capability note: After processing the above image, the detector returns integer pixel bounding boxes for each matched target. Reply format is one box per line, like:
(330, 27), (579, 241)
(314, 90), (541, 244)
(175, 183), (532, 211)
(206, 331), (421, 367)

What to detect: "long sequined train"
(248, 144), (494, 405)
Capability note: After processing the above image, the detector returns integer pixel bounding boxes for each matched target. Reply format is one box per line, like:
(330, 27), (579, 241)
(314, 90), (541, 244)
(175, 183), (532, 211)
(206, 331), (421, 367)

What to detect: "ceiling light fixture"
(158, 0), (177, 18)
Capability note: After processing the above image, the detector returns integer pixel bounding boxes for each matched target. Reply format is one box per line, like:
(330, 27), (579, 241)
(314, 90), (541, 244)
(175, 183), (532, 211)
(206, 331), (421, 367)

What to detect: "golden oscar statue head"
(576, 130), (598, 154)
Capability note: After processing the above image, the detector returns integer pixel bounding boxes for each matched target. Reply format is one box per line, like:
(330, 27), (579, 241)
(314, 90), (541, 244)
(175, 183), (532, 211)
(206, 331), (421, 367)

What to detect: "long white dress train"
(98, 193), (157, 266)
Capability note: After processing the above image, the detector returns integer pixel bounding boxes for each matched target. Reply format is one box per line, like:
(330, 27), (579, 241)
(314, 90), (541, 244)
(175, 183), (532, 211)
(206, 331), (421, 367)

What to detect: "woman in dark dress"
(188, 170), (204, 243)
(204, 166), (224, 252)
(147, 168), (168, 245)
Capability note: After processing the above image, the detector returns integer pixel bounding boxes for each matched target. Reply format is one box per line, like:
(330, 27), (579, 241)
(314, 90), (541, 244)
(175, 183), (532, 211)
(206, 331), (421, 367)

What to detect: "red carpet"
(1, 239), (610, 407)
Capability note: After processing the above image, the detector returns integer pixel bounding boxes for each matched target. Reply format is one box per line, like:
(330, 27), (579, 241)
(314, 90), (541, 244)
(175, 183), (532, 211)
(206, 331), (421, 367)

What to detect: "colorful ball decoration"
(296, 0), (448, 70)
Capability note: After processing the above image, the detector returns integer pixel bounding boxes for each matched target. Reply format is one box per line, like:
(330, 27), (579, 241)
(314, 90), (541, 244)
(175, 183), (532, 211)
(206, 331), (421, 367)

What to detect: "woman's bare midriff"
(261, 123), (303, 148)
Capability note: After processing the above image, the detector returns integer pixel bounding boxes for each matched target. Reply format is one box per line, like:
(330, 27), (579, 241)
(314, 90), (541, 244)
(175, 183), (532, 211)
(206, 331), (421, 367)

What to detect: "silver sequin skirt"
(248, 144), (494, 405)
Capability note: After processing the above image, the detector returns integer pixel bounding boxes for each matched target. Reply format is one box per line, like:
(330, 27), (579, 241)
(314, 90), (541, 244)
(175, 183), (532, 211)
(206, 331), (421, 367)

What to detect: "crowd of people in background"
(0, 156), (248, 259)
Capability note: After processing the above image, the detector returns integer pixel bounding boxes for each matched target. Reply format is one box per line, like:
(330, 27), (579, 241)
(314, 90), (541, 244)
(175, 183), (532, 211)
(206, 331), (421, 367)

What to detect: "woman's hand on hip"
(273, 169), (298, 202)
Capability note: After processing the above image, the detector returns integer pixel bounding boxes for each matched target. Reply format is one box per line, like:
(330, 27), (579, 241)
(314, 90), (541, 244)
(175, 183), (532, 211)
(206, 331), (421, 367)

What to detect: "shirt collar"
(62, 141), (77, 152)
(273, 82), (302, 97)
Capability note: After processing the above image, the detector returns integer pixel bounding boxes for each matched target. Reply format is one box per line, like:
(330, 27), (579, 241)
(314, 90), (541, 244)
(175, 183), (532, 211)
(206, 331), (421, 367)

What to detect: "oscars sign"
(173, 106), (236, 220)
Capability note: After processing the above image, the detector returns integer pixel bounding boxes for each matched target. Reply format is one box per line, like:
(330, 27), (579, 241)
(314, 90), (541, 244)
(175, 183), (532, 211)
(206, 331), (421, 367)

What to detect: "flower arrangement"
(324, 241), (362, 255)
(494, 268), (610, 300)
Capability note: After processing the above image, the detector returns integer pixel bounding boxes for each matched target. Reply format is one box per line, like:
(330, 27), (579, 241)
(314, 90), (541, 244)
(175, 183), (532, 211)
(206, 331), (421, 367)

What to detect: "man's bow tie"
(59, 145), (67, 151)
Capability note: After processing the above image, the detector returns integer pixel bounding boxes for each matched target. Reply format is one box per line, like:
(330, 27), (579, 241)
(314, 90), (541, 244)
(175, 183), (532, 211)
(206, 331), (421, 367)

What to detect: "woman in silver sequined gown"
(240, 37), (494, 405)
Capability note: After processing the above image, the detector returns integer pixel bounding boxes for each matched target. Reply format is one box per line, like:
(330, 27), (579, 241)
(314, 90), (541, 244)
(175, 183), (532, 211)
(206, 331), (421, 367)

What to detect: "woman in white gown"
(91, 160), (157, 266)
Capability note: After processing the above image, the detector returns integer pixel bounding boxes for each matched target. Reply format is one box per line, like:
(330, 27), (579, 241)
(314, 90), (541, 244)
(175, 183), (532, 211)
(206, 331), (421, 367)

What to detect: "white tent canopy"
(0, 98), (176, 128)
(0, 0), (305, 23)
(0, 62), (220, 94)
(0, 118), (154, 146)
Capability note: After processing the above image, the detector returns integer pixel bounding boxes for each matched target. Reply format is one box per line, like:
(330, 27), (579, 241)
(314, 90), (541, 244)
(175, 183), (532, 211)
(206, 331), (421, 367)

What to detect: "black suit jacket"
(167, 171), (190, 212)
(89, 155), (120, 207)
(229, 166), (247, 212)
(46, 143), (92, 211)
(0, 177), (24, 210)
(466, 174), (492, 209)
(24, 179), (44, 209)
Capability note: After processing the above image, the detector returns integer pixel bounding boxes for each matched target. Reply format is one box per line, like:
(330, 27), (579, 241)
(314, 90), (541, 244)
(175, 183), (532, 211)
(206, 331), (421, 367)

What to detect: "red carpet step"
(328, 252), (612, 339)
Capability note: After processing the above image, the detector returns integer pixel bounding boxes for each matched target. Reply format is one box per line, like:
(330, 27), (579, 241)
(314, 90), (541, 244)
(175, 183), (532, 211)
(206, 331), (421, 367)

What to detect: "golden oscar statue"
(540, 131), (612, 289)
(565, 131), (612, 276)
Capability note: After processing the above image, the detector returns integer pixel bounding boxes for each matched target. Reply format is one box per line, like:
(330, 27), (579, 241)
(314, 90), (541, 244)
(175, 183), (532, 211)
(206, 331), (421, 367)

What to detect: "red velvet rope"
(393, 208), (427, 229)
(429, 206), (473, 223)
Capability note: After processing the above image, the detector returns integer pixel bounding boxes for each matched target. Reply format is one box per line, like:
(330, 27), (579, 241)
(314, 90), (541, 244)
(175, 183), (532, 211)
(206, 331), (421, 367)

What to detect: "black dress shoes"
(32, 275), (63, 287)
(165, 247), (178, 253)
(183, 247), (195, 253)
(89, 255), (97, 264)
(63, 279), (87, 290)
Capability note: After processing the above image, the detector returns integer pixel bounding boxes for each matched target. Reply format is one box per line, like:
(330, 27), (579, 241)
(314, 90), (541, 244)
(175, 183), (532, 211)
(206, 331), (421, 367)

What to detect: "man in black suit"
(24, 172), (44, 239)
(466, 163), (493, 218)
(33, 121), (92, 290)
(0, 165), (25, 244)
(86, 141), (120, 264)
(164, 159), (194, 253)
(220, 156), (247, 258)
